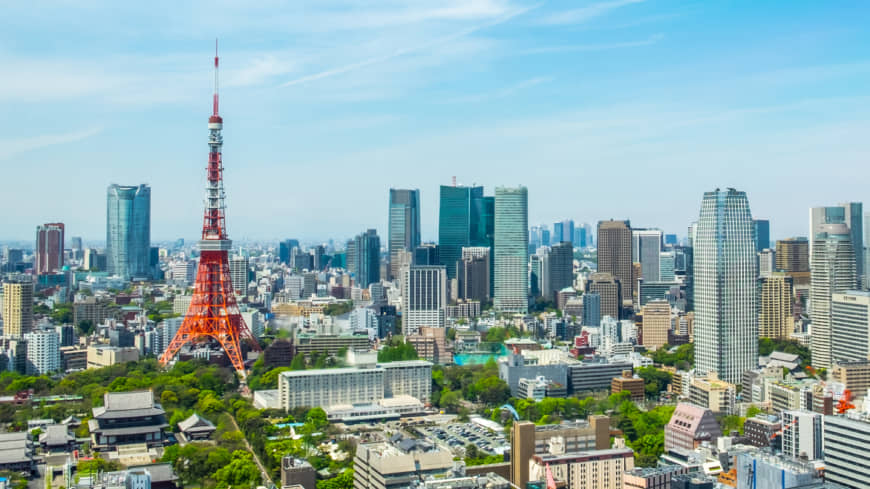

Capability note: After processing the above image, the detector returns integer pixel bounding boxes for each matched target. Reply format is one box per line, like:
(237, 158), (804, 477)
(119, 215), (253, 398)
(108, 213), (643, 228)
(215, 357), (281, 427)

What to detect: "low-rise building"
(688, 373), (736, 414)
(87, 345), (140, 369)
(611, 370), (645, 402)
(742, 415), (781, 449)
(623, 465), (691, 489)
(0, 432), (35, 473)
(517, 376), (567, 401)
(527, 448), (634, 489)
(354, 441), (454, 489)
(569, 359), (634, 394)
(664, 403), (721, 452)
(405, 327), (451, 364)
(281, 457), (316, 489)
(177, 413), (216, 442)
(831, 360), (870, 401)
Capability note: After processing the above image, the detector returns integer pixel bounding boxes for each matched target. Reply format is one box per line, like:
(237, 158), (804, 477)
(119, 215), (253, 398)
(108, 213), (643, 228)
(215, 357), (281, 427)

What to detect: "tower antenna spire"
(213, 38), (219, 117)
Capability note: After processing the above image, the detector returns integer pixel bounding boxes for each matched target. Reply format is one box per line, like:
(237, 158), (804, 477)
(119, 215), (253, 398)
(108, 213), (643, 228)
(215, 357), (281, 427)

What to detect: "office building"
(106, 184), (151, 280)
(438, 185), (492, 279)
(776, 238), (811, 286)
(457, 247), (490, 303)
(402, 266), (447, 336)
(598, 220), (632, 307)
(35, 223), (64, 275)
(831, 291), (870, 364)
(753, 219), (770, 252)
(528, 448), (634, 489)
(2, 280), (33, 338)
(831, 361), (870, 400)
(493, 186), (528, 313)
(411, 244), (439, 267)
(277, 360), (431, 412)
(810, 224), (857, 368)
(510, 418), (610, 488)
(553, 219), (575, 245)
(660, 251), (675, 282)
(348, 229), (381, 288)
(281, 457), (316, 489)
(354, 441), (454, 489)
(641, 300), (671, 351)
(664, 403), (721, 451)
(279, 239), (300, 265)
(545, 242), (573, 300)
(388, 189), (421, 280)
(406, 327), (451, 364)
(83, 248), (106, 271)
(87, 345), (140, 369)
(694, 188), (758, 384)
(810, 202), (863, 281)
(229, 255), (249, 295)
(582, 293), (600, 327)
(633, 229), (663, 282)
(823, 413), (870, 489)
(568, 359), (634, 393)
(734, 451), (824, 489)
(24, 329), (61, 375)
(498, 351), (570, 396)
(758, 248), (776, 278)
(781, 410), (823, 461)
(611, 370), (644, 402)
(743, 416), (782, 449)
(588, 273), (620, 322)
(623, 466), (691, 489)
(759, 273), (794, 339)
(688, 373), (736, 414)
(89, 390), (167, 452)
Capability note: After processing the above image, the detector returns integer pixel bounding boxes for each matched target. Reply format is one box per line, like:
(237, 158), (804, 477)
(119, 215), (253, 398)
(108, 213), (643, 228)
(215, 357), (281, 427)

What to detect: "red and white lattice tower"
(160, 41), (260, 374)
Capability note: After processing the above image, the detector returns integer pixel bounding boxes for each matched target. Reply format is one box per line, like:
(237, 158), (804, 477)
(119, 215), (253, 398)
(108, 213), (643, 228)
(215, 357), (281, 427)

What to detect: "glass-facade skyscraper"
(810, 203), (863, 285)
(347, 229), (381, 288)
(810, 224), (857, 368)
(106, 184), (151, 280)
(388, 189), (421, 280)
(494, 186), (528, 313)
(694, 188), (758, 384)
(438, 185), (492, 279)
(753, 219), (770, 251)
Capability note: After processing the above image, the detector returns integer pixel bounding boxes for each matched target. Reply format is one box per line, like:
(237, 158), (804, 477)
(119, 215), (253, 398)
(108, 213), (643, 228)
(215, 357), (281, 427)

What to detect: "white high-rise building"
(24, 329), (61, 375)
(758, 249), (776, 278)
(831, 290), (870, 364)
(402, 266), (447, 336)
(810, 224), (857, 368)
(230, 255), (249, 296)
(494, 186), (529, 313)
(694, 188), (758, 384)
(781, 410), (823, 461)
(632, 229), (663, 282)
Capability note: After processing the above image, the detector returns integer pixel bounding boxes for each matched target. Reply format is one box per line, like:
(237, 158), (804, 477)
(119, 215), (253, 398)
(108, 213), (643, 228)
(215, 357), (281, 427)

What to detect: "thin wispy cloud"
(280, 3), (540, 88)
(521, 33), (663, 54)
(540, 0), (645, 25)
(0, 127), (103, 160)
(446, 76), (553, 103)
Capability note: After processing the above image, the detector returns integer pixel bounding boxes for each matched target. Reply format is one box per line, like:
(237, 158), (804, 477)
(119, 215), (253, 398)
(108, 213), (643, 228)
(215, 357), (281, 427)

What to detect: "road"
(228, 414), (273, 486)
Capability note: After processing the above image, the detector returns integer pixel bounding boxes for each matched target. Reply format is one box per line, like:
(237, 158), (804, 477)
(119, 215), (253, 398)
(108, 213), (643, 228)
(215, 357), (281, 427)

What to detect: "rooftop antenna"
(213, 38), (219, 117)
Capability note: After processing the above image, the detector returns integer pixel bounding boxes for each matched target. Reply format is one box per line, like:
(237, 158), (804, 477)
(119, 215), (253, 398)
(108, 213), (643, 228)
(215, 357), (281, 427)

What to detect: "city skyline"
(1, 1), (869, 242)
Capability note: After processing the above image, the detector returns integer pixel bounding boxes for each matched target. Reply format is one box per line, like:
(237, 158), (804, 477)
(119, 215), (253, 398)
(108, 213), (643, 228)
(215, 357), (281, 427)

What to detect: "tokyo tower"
(160, 41), (260, 374)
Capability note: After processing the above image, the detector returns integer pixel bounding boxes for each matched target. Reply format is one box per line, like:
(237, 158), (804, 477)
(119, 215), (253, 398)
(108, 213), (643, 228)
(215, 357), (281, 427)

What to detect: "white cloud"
(0, 127), (103, 160)
(539, 0), (645, 25)
(520, 33), (663, 54)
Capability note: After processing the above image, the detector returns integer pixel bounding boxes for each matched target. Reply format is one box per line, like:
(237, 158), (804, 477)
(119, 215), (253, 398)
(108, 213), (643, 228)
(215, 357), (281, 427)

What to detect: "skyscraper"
(694, 188), (758, 384)
(2, 280), (33, 338)
(438, 184), (492, 279)
(598, 220), (633, 309)
(106, 184), (151, 280)
(553, 219), (574, 245)
(810, 224), (857, 368)
(546, 241), (574, 300)
(279, 239), (299, 265)
(35, 223), (64, 275)
(582, 293), (601, 327)
(348, 229), (381, 288)
(388, 189), (421, 280)
(776, 237), (811, 286)
(632, 229), (662, 282)
(753, 219), (770, 252)
(493, 186), (528, 313)
(588, 273), (620, 322)
(458, 247), (490, 303)
(759, 273), (794, 339)
(810, 203), (863, 281)
(402, 266), (447, 336)
(24, 329), (61, 375)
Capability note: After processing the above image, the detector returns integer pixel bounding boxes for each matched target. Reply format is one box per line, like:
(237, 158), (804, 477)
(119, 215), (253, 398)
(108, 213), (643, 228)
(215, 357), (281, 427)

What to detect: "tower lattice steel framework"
(160, 41), (259, 374)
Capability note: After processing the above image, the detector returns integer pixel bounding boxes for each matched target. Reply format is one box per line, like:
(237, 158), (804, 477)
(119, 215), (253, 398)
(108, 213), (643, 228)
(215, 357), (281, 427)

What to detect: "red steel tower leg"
(160, 40), (260, 375)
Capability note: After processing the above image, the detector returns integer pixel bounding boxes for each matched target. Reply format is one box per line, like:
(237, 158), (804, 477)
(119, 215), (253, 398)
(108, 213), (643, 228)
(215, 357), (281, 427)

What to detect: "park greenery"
(377, 338), (419, 362)
(758, 337), (811, 366)
(432, 358), (512, 411)
(649, 343), (694, 370)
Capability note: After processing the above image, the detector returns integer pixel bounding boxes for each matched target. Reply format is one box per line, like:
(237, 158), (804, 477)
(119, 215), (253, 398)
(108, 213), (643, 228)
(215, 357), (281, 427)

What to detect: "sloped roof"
(39, 424), (74, 446)
(177, 413), (216, 433)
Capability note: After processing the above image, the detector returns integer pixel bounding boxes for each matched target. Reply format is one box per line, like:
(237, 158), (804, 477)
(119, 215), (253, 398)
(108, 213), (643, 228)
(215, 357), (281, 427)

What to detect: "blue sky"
(1, 0), (869, 244)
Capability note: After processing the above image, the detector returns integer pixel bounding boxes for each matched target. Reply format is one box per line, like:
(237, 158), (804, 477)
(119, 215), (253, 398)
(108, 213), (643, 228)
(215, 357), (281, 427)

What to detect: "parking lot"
(420, 422), (507, 456)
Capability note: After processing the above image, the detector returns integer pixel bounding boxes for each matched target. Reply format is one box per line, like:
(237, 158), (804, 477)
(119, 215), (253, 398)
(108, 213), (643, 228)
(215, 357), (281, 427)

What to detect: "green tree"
(316, 469), (353, 489)
(290, 355), (306, 371)
(212, 450), (261, 489)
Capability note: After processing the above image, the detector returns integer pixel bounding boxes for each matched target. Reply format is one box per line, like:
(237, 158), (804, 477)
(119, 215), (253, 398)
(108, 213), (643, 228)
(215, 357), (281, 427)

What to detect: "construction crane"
(836, 389), (855, 414)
